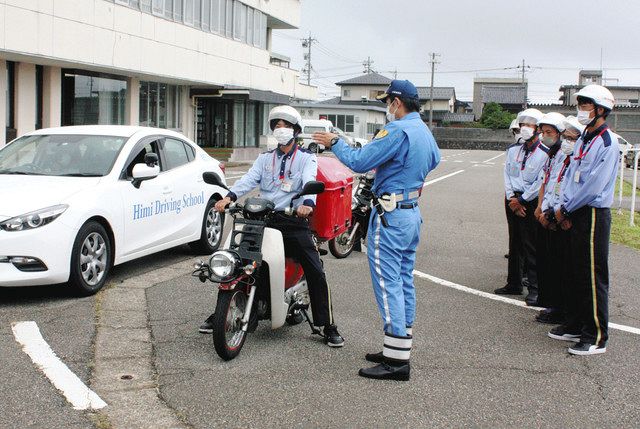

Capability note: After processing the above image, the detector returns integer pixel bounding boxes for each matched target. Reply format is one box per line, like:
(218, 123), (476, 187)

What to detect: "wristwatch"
(330, 136), (340, 146)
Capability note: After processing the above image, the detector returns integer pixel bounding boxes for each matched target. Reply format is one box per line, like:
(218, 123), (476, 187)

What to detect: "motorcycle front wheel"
(328, 227), (357, 259)
(212, 290), (248, 361)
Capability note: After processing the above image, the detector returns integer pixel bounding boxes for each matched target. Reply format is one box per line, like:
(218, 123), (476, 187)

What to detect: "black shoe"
(494, 285), (523, 295)
(504, 253), (509, 259)
(198, 313), (215, 334)
(365, 351), (384, 363)
(548, 325), (580, 342)
(323, 325), (344, 347)
(358, 362), (410, 381)
(535, 308), (564, 324)
(525, 292), (539, 306)
(318, 248), (328, 256)
(568, 342), (606, 356)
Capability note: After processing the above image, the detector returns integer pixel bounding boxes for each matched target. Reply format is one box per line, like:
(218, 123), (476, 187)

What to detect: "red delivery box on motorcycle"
(311, 157), (353, 240)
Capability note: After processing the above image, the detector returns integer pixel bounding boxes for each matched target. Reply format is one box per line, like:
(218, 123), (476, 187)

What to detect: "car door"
(119, 137), (170, 257)
(157, 137), (205, 244)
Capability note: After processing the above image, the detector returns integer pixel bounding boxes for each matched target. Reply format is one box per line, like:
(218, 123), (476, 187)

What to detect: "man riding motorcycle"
(198, 105), (344, 347)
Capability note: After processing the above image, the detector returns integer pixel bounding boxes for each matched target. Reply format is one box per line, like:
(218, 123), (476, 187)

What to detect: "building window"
(225, 0), (233, 38)
(326, 114), (355, 133)
(233, 1), (247, 42)
(233, 100), (245, 147)
(140, 0), (152, 12)
(139, 81), (181, 129)
(343, 89), (351, 97)
(152, 0), (163, 15)
(369, 90), (384, 99)
(183, 0), (194, 25)
(194, 0), (202, 28)
(367, 122), (381, 135)
(61, 71), (127, 126)
(246, 7), (253, 46)
(201, 0), (210, 31)
(35, 65), (43, 130)
(5, 62), (16, 142)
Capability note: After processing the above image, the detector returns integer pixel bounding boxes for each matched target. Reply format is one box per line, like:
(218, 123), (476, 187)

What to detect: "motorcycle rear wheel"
(328, 228), (357, 259)
(212, 290), (247, 361)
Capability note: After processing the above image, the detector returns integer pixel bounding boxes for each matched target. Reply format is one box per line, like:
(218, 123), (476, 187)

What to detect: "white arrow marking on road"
(11, 321), (107, 410)
(413, 271), (640, 336)
(423, 169), (465, 187)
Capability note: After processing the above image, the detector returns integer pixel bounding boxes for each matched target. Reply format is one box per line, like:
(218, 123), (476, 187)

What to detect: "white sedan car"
(0, 126), (227, 295)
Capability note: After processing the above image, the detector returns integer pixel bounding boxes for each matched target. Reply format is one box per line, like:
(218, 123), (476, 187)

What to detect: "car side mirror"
(131, 163), (160, 188)
(203, 172), (229, 190)
(144, 153), (159, 167)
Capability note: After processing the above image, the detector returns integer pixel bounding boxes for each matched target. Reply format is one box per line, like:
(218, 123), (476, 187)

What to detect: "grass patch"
(611, 209), (640, 251)
(615, 178), (637, 198)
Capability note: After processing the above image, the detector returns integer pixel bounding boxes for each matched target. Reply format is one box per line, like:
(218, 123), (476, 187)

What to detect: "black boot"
(494, 285), (523, 295)
(365, 351), (384, 363)
(198, 313), (215, 334)
(525, 288), (539, 306)
(359, 361), (410, 381)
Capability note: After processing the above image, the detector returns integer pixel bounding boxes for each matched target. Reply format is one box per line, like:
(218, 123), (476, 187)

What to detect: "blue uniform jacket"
(331, 112), (440, 199)
(540, 145), (569, 212)
(561, 124), (620, 213)
(228, 145), (318, 211)
(514, 137), (549, 204)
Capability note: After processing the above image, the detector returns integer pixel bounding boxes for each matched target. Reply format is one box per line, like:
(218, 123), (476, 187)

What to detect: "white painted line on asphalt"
(483, 153), (505, 163)
(226, 175), (245, 180)
(423, 169), (465, 187)
(412, 271), (640, 336)
(11, 321), (107, 410)
(453, 160), (464, 163)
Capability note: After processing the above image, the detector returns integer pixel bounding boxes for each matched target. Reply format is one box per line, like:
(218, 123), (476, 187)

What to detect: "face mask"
(577, 109), (594, 126)
(542, 135), (558, 147)
(513, 132), (521, 144)
(273, 127), (294, 146)
(561, 139), (575, 155)
(520, 126), (535, 141)
(386, 101), (398, 122)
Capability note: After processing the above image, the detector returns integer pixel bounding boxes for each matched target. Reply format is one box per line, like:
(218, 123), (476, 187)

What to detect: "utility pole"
(363, 56), (374, 74)
(301, 34), (316, 86)
(516, 59), (530, 109)
(393, 68), (398, 79)
(428, 52), (440, 129)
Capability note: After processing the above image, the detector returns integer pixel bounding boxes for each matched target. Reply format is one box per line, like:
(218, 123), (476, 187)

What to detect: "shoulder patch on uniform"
(374, 129), (389, 140)
(602, 131), (612, 147)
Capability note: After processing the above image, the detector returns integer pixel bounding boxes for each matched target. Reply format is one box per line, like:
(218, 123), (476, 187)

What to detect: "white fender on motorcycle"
(261, 227), (288, 329)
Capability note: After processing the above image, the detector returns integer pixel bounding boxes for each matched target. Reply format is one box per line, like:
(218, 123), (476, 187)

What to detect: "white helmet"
(268, 105), (302, 134)
(562, 116), (585, 135)
(575, 84), (615, 110)
(537, 112), (566, 133)
(517, 108), (543, 126)
(509, 119), (520, 131)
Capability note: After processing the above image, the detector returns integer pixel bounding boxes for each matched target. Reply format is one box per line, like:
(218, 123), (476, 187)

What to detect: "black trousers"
(537, 227), (570, 310)
(505, 198), (524, 290)
(515, 198), (539, 293)
(566, 207), (611, 346)
(269, 214), (334, 327)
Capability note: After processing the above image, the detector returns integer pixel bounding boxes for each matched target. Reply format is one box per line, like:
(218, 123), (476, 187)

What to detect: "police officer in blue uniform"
(313, 79), (440, 381)
(551, 85), (619, 355)
(199, 106), (344, 348)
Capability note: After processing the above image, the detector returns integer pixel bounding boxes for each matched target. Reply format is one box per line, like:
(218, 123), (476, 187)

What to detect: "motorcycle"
(193, 172), (325, 361)
(328, 170), (375, 258)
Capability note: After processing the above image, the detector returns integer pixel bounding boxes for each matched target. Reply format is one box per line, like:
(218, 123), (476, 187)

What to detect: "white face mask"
(542, 135), (558, 147)
(272, 127), (294, 146)
(520, 126), (535, 141)
(386, 101), (398, 122)
(513, 132), (521, 144)
(561, 139), (575, 155)
(577, 109), (594, 126)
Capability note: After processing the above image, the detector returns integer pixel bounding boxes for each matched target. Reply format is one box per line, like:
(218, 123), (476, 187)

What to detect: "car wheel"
(190, 199), (225, 254)
(68, 221), (112, 296)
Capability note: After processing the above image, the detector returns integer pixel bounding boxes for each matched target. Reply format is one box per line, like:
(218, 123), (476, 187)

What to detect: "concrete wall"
(432, 127), (512, 151)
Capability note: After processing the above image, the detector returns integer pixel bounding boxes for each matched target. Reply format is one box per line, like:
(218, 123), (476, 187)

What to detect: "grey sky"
(272, 0), (640, 103)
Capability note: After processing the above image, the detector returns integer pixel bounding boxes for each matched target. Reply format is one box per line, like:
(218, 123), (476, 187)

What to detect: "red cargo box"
(311, 157), (353, 240)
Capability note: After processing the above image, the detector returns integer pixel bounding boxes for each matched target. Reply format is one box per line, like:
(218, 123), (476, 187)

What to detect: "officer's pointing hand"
(312, 132), (338, 148)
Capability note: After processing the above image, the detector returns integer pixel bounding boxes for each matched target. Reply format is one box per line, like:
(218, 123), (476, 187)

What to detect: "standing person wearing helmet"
(198, 105), (344, 348)
(497, 108), (546, 306)
(540, 116), (585, 336)
(553, 85), (619, 355)
(534, 112), (566, 324)
(313, 79), (440, 381)
(495, 114), (527, 296)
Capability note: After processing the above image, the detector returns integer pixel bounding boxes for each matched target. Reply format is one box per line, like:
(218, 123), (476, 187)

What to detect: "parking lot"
(2, 149), (640, 428)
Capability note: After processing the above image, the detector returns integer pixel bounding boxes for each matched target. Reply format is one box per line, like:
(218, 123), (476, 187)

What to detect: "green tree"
(480, 102), (516, 129)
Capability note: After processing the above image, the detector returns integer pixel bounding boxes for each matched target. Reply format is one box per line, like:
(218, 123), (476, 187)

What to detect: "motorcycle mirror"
(300, 180), (325, 196)
(203, 172), (229, 190)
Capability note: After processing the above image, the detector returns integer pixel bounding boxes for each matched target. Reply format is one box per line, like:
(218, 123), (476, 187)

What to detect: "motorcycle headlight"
(208, 250), (241, 282)
(0, 205), (68, 232)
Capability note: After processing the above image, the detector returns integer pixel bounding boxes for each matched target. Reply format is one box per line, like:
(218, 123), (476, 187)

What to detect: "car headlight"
(0, 205), (69, 232)
(209, 250), (241, 282)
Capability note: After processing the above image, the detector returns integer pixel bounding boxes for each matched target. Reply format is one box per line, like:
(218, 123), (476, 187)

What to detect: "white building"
(0, 0), (315, 154)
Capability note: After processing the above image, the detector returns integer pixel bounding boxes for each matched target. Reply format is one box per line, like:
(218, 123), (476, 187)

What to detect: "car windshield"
(0, 134), (128, 177)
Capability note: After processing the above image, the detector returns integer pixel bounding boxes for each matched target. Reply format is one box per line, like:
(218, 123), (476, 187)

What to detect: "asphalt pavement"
(2, 151), (639, 428)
